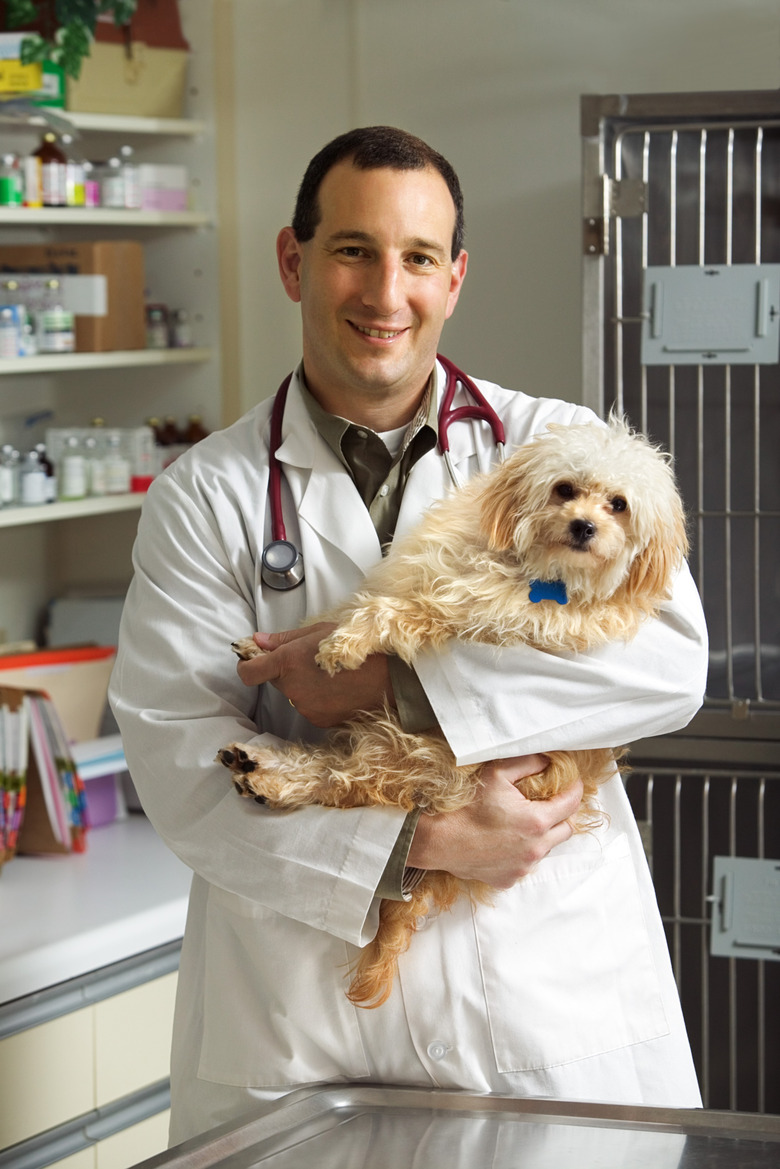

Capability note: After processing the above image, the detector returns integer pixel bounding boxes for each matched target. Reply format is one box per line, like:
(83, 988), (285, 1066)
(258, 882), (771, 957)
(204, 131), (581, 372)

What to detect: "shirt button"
(356, 428), (368, 439)
(427, 1041), (449, 1062)
(379, 484), (390, 497)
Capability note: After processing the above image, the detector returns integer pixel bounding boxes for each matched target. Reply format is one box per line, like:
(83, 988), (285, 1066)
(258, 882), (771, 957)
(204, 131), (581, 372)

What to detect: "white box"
(138, 164), (188, 212)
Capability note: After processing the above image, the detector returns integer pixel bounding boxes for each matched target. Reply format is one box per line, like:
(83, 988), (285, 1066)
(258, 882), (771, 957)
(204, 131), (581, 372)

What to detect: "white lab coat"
(109, 363), (708, 1143)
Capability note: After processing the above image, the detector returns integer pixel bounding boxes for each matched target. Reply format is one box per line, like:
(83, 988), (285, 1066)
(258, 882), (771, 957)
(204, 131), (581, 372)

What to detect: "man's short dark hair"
(291, 126), (465, 261)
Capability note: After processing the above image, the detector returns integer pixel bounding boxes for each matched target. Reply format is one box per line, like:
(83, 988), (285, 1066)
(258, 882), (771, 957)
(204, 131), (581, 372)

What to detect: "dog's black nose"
(569, 518), (596, 545)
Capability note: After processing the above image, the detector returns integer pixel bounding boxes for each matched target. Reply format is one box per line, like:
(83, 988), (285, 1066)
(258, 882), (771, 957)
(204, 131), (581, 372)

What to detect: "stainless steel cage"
(581, 91), (780, 1112)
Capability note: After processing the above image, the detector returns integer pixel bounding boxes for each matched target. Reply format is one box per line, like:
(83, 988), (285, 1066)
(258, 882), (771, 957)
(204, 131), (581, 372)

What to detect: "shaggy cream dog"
(220, 417), (688, 1007)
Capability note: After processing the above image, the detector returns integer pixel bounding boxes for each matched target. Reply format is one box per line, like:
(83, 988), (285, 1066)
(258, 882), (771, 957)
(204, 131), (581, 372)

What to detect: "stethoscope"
(261, 354), (506, 590)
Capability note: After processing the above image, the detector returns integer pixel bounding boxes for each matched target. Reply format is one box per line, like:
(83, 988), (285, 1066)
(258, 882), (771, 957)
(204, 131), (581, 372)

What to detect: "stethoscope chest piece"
(261, 539), (305, 591)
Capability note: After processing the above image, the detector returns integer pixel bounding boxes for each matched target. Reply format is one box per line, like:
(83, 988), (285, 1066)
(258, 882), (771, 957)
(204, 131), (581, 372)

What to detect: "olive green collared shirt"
(300, 377), (440, 899)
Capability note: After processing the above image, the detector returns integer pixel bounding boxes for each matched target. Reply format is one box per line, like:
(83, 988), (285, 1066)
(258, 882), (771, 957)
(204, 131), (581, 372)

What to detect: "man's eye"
(409, 254), (434, 266)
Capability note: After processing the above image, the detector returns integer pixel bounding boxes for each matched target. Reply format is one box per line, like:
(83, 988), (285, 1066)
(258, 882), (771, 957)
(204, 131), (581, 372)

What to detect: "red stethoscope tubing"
(264, 356), (505, 583)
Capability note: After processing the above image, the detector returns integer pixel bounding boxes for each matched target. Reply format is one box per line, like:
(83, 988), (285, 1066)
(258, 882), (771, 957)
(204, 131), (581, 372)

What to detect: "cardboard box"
(0, 32), (65, 106)
(0, 241), (145, 351)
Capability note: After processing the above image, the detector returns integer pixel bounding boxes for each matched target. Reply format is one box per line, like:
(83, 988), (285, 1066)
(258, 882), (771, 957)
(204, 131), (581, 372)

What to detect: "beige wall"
(220, 0), (780, 419)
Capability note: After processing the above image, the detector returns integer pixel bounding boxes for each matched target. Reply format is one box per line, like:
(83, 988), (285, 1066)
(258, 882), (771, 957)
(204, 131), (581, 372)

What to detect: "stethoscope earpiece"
(262, 357), (504, 591)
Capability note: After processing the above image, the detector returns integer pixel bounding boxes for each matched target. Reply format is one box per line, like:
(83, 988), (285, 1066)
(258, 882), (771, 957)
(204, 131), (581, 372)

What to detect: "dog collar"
(529, 579), (569, 605)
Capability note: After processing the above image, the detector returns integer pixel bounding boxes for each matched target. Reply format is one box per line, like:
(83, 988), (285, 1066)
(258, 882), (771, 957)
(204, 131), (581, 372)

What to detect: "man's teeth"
(355, 325), (402, 339)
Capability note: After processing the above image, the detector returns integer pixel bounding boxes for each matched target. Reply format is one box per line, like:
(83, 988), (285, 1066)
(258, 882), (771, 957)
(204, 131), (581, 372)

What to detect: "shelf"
(0, 207), (210, 227)
(0, 492), (144, 529)
(0, 346), (212, 375)
(0, 110), (206, 137)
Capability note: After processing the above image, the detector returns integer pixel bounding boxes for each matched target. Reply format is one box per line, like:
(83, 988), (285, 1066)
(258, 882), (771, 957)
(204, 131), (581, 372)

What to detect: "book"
(0, 684), (88, 863)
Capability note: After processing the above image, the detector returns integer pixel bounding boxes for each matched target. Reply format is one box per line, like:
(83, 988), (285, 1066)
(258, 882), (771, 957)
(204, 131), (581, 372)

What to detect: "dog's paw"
(231, 636), (265, 661)
(315, 631), (365, 675)
(216, 744), (267, 803)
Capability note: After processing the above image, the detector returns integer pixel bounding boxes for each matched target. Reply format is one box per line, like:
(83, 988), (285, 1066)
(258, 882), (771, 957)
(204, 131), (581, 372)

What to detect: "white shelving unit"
(0, 0), (221, 643)
(0, 346), (211, 375)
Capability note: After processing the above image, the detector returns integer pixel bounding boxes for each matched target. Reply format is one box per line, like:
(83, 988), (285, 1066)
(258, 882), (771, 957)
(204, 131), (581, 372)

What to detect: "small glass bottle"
(84, 434), (107, 496)
(104, 431), (131, 494)
(38, 305), (75, 354)
(35, 132), (68, 208)
(158, 416), (181, 446)
(101, 156), (125, 208)
(0, 154), (22, 206)
(0, 445), (20, 507)
(83, 160), (100, 208)
(184, 415), (209, 444)
(146, 305), (169, 349)
(59, 434), (88, 501)
(171, 308), (193, 348)
(120, 145), (142, 210)
(0, 307), (20, 359)
(62, 136), (85, 208)
(20, 449), (48, 506)
(34, 442), (56, 502)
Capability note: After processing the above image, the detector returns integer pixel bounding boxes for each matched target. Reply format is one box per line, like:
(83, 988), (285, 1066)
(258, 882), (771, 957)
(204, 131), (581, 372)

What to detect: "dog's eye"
(554, 482), (575, 500)
(611, 496), (628, 513)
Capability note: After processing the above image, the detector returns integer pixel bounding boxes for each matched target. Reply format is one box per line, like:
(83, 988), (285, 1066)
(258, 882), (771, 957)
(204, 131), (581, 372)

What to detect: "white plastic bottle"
(59, 434), (88, 501)
(0, 445), (20, 507)
(20, 450), (49, 505)
(104, 431), (131, 494)
(84, 434), (107, 496)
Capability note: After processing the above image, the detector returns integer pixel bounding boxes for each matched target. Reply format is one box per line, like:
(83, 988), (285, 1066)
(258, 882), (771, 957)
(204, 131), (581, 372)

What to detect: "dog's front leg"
(316, 595), (448, 674)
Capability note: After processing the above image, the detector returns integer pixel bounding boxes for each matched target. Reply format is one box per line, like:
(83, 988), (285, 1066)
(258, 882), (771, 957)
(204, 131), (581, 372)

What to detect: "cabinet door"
(94, 972), (178, 1105)
(0, 1006), (95, 1147)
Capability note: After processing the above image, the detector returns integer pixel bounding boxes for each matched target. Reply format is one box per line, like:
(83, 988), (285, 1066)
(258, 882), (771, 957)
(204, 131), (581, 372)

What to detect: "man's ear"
(445, 249), (468, 320)
(277, 227), (304, 304)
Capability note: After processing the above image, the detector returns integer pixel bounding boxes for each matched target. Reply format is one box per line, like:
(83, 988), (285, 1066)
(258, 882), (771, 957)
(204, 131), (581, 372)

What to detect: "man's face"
(277, 161), (468, 427)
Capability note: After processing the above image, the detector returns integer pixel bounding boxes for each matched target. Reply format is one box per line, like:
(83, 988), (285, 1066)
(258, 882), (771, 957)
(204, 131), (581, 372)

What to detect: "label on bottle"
(21, 468), (48, 506)
(60, 455), (88, 500)
(42, 161), (67, 207)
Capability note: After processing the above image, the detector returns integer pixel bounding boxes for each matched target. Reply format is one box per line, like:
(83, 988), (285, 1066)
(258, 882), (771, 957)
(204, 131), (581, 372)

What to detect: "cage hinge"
(609, 177), (648, 218)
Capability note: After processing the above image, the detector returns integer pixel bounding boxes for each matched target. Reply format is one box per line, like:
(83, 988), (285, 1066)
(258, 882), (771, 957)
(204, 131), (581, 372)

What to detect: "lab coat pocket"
(474, 833), (670, 1073)
(198, 884), (370, 1087)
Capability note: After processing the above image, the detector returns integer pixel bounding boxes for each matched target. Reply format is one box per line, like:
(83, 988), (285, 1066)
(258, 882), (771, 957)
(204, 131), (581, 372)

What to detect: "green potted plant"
(3, 1), (137, 79)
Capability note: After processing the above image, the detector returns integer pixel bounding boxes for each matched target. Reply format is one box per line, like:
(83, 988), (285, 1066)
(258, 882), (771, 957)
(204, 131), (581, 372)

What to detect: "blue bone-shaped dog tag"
(529, 579), (569, 605)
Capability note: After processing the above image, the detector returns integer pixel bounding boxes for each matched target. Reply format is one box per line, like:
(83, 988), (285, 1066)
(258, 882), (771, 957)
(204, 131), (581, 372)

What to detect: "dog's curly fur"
(219, 417), (688, 1008)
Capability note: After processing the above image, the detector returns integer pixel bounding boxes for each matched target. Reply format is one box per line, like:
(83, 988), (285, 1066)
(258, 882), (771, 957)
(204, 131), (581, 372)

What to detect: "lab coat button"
(427, 1041), (449, 1062)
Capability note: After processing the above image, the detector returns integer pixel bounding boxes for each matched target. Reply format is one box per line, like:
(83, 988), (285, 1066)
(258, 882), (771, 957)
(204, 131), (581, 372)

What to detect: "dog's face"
(481, 418), (688, 603)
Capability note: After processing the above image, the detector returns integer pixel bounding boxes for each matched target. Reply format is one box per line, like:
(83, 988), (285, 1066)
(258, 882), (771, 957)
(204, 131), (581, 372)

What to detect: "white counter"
(0, 815), (192, 1005)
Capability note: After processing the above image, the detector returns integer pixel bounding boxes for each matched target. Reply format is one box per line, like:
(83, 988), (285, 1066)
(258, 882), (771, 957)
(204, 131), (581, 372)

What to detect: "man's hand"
(407, 756), (583, 888)
(236, 624), (393, 727)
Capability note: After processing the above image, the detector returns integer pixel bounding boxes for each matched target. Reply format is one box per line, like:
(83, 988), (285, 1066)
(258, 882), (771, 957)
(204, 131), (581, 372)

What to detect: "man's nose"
(361, 258), (404, 314)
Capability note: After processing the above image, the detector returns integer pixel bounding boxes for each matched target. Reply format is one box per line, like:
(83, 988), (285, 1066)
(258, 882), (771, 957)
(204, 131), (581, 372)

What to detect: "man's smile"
(351, 323), (408, 340)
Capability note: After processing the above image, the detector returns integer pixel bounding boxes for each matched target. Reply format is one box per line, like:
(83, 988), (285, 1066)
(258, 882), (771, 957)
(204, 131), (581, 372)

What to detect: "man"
(110, 127), (708, 1146)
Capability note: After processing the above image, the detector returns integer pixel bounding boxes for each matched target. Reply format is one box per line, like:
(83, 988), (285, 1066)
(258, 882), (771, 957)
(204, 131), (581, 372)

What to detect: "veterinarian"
(110, 126), (709, 1145)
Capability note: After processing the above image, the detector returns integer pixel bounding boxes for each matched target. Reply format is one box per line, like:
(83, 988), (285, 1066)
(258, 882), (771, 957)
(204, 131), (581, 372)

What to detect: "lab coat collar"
(273, 367), (382, 582)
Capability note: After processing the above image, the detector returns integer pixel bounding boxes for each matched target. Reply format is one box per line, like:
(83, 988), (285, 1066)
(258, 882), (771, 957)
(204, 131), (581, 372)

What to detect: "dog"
(219, 416), (688, 1008)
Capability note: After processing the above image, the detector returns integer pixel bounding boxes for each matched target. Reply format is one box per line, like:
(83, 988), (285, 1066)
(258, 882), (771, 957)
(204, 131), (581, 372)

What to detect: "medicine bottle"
(0, 154), (22, 206)
(120, 145), (142, 209)
(34, 132), (68, 207)
(104, 431), (131, 494)
(38, 306), (75, 354)
(101, 157), (125, 208)
(84, 435), (107, 496)
(0, 307), (20, 358)
(34, 443), (57, 502)
(20, 450), (48, 506)
(184, 415), (209, 444)
(0, 445), (20, 507)
(59, 435), (88, 501)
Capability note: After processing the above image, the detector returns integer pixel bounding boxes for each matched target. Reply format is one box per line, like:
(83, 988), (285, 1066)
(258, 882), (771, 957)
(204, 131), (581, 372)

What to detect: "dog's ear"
(480, 454), (529, 551)
(621, 493), (689, 607)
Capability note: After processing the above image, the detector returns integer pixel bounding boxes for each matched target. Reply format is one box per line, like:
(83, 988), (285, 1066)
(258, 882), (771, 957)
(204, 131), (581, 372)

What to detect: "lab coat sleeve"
(414, 563), (708, 766)
(109, 468), (406, 949)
